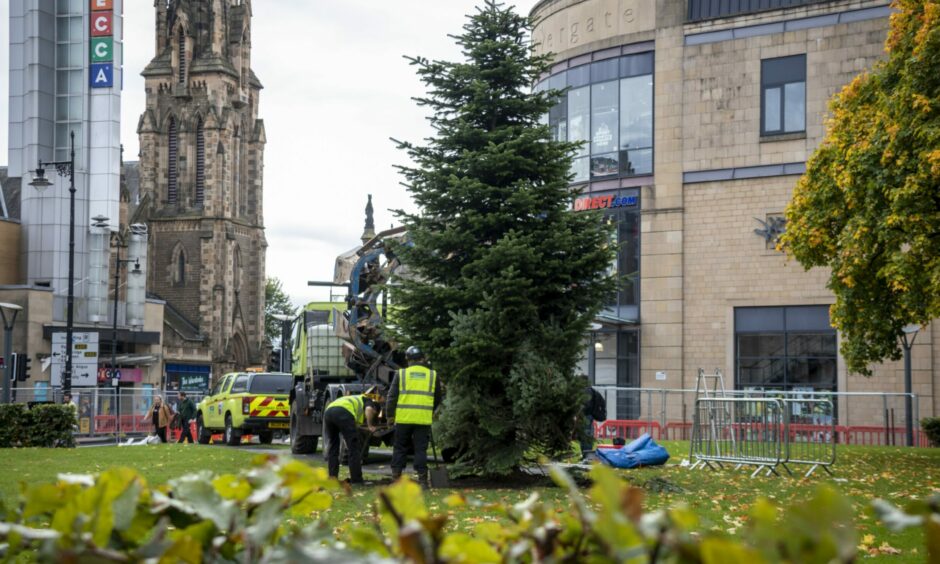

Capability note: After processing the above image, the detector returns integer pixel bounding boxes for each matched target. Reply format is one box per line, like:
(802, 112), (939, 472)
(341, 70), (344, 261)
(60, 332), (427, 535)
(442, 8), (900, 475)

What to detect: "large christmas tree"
(392, 1), (617, 475)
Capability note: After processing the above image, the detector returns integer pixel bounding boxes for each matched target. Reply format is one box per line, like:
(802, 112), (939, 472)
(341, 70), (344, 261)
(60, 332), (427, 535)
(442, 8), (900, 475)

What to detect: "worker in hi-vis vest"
(324, 392), (378, 484)
(387, 346), (442, 485)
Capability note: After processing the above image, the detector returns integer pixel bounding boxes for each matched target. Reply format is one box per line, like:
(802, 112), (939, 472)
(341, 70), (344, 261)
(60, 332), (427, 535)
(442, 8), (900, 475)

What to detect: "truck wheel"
(196, 414), (211, 445)
(258, 431), (274, 444)
(224, 414), (241, 446)
(290, 414), (318, 454)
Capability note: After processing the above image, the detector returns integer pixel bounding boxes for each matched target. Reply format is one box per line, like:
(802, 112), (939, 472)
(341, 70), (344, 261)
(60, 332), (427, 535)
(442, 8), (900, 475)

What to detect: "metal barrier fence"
(780, 398), (837, 477)
(7, 387), (207, 439)
(691, 397), (786, 478)
(593, 386), (930, 447)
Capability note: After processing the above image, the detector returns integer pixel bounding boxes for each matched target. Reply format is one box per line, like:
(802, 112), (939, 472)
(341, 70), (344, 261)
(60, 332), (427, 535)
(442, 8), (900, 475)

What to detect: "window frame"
(538, 51), (655, 184)
(230, 374), (249, 394)
(734, 306), (837, 393)
(760, 54), (807, 136)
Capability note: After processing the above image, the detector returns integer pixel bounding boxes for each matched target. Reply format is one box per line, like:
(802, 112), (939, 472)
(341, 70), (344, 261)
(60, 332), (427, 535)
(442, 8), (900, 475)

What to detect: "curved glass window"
(539, 52), (654, 183)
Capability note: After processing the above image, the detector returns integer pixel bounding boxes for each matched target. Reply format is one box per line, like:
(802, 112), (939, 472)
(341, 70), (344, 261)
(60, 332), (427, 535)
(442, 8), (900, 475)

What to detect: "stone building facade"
(533, 0), (938, 428)
(135, 0), (266, 388)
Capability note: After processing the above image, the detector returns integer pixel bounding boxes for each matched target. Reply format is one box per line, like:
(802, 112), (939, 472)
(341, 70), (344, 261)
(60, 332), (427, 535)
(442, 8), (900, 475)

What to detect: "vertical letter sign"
(90, 0), (114, 88)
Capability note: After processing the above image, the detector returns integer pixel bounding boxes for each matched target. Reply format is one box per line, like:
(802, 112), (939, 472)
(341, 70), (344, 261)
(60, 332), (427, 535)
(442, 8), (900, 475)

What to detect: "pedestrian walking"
(324, 392), (378, 484)
(146, 395), (173, 443)
(388, 346), (442, 487)
(176, 392), (196, 444)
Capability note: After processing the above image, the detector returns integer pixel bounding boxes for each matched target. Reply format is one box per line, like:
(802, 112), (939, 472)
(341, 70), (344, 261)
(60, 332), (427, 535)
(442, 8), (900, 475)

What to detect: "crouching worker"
(324, 393), (377, 484)
(388, 346), (442, 486)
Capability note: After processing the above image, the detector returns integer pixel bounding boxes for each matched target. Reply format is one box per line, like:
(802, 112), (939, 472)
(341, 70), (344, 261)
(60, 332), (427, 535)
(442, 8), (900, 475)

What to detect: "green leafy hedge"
(0, 455), (937, 562)
(0, 404), (75, 448)
(923, 417), (940, 447)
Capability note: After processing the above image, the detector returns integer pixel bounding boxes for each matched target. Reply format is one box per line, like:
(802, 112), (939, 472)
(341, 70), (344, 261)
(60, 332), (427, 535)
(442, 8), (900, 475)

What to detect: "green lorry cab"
(195, 371), (292, 445)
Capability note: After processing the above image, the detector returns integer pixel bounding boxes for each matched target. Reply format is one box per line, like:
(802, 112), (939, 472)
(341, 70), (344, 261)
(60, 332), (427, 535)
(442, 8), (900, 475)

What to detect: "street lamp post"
(29, 131), (76, 397)
(901, 324), (920, 447)
(92, 217), (141, 443)
(587, 322), (602, 385)
(0, 302), (23, 405)
(272, 314), (293, 373)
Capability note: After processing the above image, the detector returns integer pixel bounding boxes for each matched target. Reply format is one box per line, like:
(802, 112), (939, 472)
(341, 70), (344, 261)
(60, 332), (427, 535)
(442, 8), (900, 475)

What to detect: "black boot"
(415, 471), (429, 489)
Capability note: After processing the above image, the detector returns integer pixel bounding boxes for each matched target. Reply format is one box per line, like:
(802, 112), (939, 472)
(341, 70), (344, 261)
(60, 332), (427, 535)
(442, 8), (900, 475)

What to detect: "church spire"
(361, 194), (376, 244)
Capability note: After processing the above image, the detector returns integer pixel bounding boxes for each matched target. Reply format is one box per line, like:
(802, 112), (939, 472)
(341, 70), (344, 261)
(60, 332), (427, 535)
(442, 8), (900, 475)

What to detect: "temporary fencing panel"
(780, 398), (837, 477)
(691, 397), (785, 477)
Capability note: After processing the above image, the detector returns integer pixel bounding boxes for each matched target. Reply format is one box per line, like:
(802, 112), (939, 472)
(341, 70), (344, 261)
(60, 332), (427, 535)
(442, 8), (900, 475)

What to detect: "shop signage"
(96, 367), (143, 383)
(179, 374), (210, 392)
(90, 0), (115, 88)
(573, 194), (637, 212)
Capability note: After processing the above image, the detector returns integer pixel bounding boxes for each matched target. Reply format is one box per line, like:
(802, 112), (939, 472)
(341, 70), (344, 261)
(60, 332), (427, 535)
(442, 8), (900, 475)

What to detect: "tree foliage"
(264, 278), (296, 347)
(390, 1), (617, 475)
(781, 0), (940, 374)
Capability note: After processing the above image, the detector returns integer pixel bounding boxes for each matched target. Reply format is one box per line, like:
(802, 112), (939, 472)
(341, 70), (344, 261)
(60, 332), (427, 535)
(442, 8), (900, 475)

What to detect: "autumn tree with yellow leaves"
(782, 0), (940, 375)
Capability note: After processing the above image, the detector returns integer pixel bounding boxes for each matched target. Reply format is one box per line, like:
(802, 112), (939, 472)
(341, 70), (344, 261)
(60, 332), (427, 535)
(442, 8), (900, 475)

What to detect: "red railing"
(594, 420), (934, 448)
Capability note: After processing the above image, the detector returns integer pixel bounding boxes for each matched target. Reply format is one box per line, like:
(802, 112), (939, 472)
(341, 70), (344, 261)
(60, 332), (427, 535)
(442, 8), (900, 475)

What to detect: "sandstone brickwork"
(531, 0), (938, 427)
(137, 0), (266, 379)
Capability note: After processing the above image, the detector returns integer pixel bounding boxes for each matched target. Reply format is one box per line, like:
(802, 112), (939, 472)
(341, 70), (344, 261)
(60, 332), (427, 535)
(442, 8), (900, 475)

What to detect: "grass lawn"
(0, 442), (936, 562)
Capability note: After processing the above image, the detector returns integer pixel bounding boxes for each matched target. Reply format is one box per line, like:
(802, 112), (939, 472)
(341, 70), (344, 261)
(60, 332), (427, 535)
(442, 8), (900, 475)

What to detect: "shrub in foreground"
(0, 404), (74, 448)
(0, 455), (936, 562)
(922, 417), (940, 447)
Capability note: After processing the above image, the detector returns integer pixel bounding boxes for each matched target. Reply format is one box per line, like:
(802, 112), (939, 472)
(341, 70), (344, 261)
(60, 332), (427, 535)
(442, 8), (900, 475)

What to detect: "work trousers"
(324, 406), (363, 482)
(391, 423), (430, 477)
(579, 415), (595, 457)
(177, 419), (193, 443)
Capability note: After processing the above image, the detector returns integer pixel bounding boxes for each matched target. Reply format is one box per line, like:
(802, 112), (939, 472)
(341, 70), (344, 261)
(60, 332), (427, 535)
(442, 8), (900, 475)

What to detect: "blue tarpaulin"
(595, 433), (670, 469)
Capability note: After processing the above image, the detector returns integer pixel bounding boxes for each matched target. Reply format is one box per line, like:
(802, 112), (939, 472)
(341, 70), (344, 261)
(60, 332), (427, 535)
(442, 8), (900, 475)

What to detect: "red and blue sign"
(573, 194), (637, 212)
(90, 0), (115, 88)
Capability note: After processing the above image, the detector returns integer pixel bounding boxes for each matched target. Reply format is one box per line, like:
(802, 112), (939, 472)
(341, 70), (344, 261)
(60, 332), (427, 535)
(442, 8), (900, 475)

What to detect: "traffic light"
(17, 354), (31, 381)
(268, 349), (281, 372)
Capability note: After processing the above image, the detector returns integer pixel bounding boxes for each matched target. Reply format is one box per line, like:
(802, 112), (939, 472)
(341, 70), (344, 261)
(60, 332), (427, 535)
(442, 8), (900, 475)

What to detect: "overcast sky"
(0, 1), (524, 308)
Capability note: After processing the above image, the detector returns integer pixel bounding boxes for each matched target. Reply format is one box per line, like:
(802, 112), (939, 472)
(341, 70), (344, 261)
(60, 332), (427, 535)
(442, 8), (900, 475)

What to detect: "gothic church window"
(178, 29), (186, 84)
(196, 119), (206, 206)
(233, 248), (241, 292)
(168, 117), (178, 204)
(176, 248), (186, 285)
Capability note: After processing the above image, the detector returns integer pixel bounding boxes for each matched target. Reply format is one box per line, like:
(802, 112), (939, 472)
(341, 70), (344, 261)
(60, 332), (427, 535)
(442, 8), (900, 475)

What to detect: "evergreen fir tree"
(392, 1), (617, 475)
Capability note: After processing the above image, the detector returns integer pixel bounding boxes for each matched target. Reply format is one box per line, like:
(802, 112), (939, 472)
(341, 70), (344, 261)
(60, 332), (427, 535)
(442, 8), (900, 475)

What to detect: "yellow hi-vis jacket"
(396, 366), (437, 425)
(327, 394), (365, 425)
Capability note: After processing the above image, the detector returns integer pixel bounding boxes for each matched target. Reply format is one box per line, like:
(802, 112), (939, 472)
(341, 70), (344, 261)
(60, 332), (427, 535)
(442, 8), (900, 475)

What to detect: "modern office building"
(4, 1), (164, 396)
(532, 0), (937, 425)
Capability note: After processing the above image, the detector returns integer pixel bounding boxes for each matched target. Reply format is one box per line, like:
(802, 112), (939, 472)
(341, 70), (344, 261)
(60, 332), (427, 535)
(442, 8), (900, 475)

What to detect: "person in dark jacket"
(176, 392), (196, 444)
(580, 375), (604, 462)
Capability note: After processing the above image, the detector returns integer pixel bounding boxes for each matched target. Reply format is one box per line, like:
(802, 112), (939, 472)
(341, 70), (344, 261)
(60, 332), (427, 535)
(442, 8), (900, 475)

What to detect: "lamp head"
(130, 259), (142, 275)
(29, 166), (52, 190)
(91, 215), (110, 229)
(0, 302), (23, 313)
(902, 324), (921, 335)
(594, 341), (604, 353)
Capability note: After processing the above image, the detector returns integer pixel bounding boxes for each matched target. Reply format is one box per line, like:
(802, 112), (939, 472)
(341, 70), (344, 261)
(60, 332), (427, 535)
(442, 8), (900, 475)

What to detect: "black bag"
(590, 388), (607, 422)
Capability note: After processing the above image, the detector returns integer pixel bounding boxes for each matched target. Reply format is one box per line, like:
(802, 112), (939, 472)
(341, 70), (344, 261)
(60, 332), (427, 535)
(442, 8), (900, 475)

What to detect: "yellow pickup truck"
(195, 372), (292, 445)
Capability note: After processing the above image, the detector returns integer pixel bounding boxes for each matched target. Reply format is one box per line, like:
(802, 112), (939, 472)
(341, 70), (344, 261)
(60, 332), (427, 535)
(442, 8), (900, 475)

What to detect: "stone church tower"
(136, 0), (266, 382)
